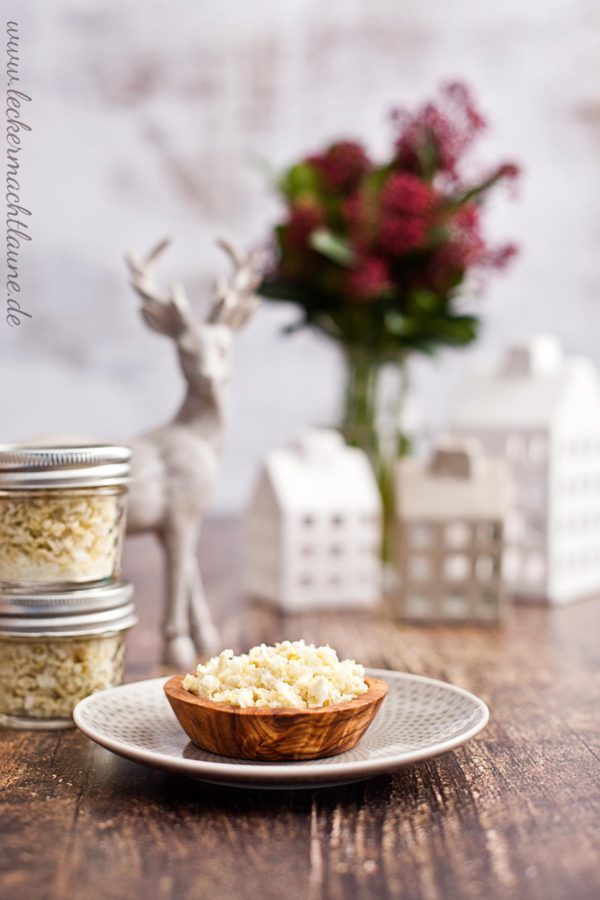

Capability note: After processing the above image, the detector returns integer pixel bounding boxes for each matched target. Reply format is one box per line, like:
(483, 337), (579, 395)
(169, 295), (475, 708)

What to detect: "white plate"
(73, 669), (489, 790)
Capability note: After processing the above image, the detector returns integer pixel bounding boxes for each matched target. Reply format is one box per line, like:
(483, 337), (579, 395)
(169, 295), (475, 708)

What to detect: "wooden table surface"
(2, 521), (599, 900)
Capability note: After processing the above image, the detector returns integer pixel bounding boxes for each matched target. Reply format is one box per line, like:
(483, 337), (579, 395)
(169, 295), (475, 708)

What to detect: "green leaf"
(363, 166), (392, 194)
(405, 339), (438, 355)
(384, 312), (412, 336)
(428, 225), (451, 247)
(433, 315), (479, 345)
(447, 268), (466, 289)
(409, 289), (442, 314)
(450, 170), (506, 207)
(279, 163), (321, 201)
(416, 128), (439, 181)
(282, 317), (310, 335)
(309, 228), (355, 267)
(258, 280), (313, 306)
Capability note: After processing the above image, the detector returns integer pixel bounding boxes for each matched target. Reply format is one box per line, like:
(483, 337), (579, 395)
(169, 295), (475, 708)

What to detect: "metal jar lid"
(0, 444), (131, 489)
(0, 581), (134, 616)
(0, 582), (137, 637)
(0, 603), (138, 638)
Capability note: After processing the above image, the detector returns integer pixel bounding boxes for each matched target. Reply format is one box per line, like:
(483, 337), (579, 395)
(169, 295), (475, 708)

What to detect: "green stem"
(340, 345), (409, 560)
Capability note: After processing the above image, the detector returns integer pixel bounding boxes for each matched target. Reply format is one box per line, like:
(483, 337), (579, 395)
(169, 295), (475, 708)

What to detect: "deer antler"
(207, 239), (264, 331)
(126, 238), (192, 338)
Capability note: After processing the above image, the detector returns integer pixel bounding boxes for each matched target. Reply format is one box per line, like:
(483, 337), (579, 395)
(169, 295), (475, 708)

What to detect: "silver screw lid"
(0, 582), (137, 637)
(0, 444), (131, 489)
(0, 581), (134, 616)
(0, 602), (138, 637)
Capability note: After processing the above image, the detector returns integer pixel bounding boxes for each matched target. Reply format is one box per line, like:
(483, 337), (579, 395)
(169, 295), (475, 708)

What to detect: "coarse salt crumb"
(182, 640), (368, 709)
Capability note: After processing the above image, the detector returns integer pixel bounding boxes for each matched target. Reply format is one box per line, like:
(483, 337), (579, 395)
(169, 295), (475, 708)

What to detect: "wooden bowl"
(163, 674), (389, 761)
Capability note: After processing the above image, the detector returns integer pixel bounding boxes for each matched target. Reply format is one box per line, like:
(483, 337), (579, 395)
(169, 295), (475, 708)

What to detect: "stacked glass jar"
(0, 445), (136, 729)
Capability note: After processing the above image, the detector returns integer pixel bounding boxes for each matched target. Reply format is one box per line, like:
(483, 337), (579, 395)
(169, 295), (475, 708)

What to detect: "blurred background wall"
(5, 0), (600, 511)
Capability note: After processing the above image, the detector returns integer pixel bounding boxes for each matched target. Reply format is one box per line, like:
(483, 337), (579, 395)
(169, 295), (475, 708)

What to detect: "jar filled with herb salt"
(0, 582), (137, 729)
(0, 445), (131, 589)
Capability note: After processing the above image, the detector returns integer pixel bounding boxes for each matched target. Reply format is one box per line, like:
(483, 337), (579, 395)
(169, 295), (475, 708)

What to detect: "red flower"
(451, 203), (485, 265)
(344, 192), (365, 230)
(345, 256), (390, 301)
(377, 173), (436, 254)
(453, 202), (479, 230)
(392, 81), (486, 179)
(491, 162), (521, 199)
(265, 81), (520, 349)
(424, 204), (518, 290)
(424, 243), (463, 292)
(379, 217), (428, 254)
(380, 173), (436, 217)
(285, 200), (325, 250)
(485, 242), (519, 269)
(309, 141), (371, 192)
(495, 162), (520, 180)
(343, 191), (377, 251)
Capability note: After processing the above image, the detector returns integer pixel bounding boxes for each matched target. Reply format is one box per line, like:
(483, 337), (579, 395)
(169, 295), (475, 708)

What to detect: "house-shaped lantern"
(393, 439), (511, 623)
(448, 334), (600, 604)
(243, 429), (382, 611)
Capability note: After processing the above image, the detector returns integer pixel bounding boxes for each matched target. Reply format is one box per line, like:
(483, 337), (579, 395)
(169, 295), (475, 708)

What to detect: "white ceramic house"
(243, 429), (382, 611)
(393, 440), (511, 623)
(449, 334), (600, 604)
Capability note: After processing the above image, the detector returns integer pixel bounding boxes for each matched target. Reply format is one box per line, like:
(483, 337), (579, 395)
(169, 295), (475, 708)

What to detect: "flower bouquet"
(260, 82), (519, 554)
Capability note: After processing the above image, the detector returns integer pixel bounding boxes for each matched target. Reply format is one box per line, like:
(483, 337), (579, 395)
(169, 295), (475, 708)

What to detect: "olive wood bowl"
(163, 674), (389, 761)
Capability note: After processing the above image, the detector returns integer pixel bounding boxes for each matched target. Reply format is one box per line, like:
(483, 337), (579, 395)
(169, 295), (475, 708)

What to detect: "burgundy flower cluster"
(262, 82), (520, 354)
(393, 81), (486, 180)
(308, 141), (370, 193)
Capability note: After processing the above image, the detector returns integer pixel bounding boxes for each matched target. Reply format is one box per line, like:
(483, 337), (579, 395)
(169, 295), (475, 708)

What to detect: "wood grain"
(1, 523), (599, 900)
(164, 674), (388, 760)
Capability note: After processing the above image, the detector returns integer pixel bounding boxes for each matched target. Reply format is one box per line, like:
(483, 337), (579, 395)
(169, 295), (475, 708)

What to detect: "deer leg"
(162, 525), (198, 670)
(187, 555), (220, 656)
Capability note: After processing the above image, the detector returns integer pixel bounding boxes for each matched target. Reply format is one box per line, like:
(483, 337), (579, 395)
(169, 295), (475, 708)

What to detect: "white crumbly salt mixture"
(0, 634), (126, 720)
(0, 493), (124, 584)
(182, 640), (369, 709)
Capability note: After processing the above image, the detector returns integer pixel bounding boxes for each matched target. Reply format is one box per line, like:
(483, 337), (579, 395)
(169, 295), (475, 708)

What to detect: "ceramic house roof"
(258, 430), (381, 515)
(449, 335), (600, 431)
(396, 441), (512, 521)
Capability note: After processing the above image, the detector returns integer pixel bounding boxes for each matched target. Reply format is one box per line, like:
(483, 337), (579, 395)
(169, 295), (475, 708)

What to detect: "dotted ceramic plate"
(73, 670), (489, 790)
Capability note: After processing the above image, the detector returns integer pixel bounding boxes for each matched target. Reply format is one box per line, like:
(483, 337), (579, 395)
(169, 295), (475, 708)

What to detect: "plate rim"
(73, 668), (489, 782)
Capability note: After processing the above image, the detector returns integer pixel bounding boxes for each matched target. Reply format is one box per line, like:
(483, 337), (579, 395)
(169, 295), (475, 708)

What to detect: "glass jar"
(0, 582), (137, 729)
(0, 445), (131, 589)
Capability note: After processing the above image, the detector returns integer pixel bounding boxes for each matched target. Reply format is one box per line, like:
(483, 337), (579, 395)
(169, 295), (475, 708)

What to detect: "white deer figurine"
(125, 238), (262, 669)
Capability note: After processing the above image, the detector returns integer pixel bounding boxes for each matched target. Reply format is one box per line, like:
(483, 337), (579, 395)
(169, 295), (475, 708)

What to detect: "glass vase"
(340, 344), (410, 560)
